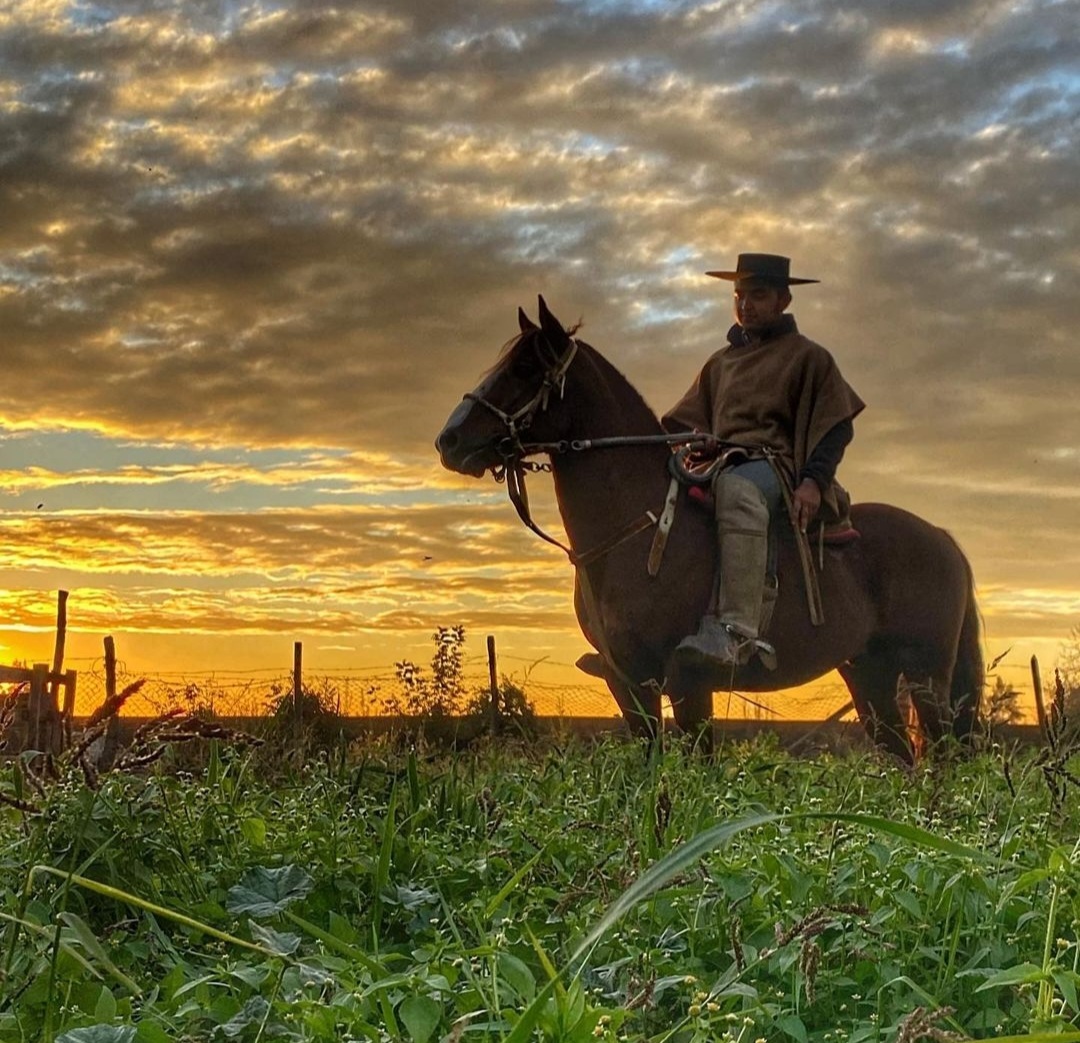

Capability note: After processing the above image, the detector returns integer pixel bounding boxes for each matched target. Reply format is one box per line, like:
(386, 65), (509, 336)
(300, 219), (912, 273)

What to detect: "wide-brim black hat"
(706, 253), (819, 285)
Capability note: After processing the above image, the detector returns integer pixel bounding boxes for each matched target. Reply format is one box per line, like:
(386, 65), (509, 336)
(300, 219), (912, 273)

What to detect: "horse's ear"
(537, 295), (566, 343)
(518, 307), (538, 333)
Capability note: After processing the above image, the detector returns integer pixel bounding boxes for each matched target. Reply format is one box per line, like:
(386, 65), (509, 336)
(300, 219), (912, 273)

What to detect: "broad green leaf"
(219, 996), (270, 1038)
(399, 994), (441, 1043)
(1053, 968), (1080, 1015)
(134, 1022), (173, 1043)
(248, 921), (301, 955)
(393, 884), (437, 910)
(240, 816), (267, 848)
(93, 985), (117, 1021)
(225, 865), (314, 917)
(976, 962), (1048, 991)
(777, 1013), (808, 1043)
(498, 952), (537, 1002)
(56, 1028), (136, 1043)
(893, 890), (923, 918)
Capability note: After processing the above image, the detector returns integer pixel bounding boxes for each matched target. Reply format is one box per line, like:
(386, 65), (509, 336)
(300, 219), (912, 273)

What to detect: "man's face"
(733, 281), (791, 331)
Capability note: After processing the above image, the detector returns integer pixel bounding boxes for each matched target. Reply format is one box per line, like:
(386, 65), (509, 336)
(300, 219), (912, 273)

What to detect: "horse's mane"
(573, 336), (662, 429)
(484, 326), (662, 430)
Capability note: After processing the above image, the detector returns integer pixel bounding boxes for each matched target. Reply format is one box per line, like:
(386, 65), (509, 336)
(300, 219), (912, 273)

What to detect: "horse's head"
(436, 296), (579, 477)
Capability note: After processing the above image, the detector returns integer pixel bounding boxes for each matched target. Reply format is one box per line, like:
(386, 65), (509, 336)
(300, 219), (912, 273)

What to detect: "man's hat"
(705, 253), (819, 285)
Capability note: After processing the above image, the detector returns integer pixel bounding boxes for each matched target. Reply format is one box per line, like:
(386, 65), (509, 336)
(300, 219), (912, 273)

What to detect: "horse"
(435, 296), (983, 761)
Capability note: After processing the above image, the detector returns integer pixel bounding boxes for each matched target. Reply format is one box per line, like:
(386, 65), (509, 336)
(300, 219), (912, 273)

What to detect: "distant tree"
(466, 675), (539, 738)
(385, 627), (540, 739)
(265, 678), (344, 749)
(386, 625), (467, 719)
(985, 676), (1023, 729)
(172, 681), (220, 720)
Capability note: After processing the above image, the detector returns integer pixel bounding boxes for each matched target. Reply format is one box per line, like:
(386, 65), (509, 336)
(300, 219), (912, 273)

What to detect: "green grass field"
(2, 733), (1079, 1043)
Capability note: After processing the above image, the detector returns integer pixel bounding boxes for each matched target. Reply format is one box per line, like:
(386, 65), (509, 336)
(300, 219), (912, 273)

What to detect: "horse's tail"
(950, 566), (984, 743)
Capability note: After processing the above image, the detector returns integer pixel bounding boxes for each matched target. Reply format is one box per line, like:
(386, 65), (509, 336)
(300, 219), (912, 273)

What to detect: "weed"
(1, 738), (1079, 1041)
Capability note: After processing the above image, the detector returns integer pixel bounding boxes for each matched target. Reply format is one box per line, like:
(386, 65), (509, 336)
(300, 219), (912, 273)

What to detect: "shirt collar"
(728, 313), (797, 348)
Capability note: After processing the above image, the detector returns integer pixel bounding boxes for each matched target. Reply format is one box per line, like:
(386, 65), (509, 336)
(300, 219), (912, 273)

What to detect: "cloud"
(1, 0), (1077, 675)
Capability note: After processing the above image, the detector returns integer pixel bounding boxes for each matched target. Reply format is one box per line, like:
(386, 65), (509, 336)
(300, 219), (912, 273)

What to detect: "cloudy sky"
(1, 0), (1077, 717)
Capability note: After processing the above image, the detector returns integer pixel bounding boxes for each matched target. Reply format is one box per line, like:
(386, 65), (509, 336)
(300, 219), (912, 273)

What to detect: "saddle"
(686, 483), (860, 545)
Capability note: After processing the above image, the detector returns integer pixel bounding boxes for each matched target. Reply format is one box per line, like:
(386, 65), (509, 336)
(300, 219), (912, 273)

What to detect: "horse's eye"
(509, 353), (535, 378)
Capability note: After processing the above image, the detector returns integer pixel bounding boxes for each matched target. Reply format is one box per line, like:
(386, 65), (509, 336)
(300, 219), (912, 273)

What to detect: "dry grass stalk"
(765, 903), (869, 957)
(85, 678), (147, 728)
(1, 697), (264, 815)
(113, 711), (262, 772)
(1028, 666), (1080, 811)
(0, 683), (27, 752)
(895, 1005), (965, 1043)
(0, 789), (39, 815)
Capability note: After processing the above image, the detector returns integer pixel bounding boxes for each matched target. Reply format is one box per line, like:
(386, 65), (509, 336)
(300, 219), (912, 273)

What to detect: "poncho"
(662, 316), (864, 519)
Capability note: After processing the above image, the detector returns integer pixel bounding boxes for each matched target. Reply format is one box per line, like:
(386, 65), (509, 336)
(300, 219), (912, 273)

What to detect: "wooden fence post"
(28, 663), (49, 752)
(100, 636), (121, 770)
(487, 635), (500, 734)
(50, 590), (69, 747)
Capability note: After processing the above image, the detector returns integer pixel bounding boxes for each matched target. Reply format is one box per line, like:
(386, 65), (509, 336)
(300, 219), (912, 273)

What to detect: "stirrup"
(727, 627), (778, 671)
(751, 636), (777, 671)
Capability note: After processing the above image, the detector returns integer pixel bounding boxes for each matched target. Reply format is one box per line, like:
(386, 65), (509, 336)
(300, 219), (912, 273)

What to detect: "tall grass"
(1, 734), (1078, 1041)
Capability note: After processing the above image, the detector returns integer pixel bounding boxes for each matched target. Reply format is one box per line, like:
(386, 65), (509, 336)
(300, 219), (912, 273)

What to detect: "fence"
(3, 589), (963, 753)
(58, 652), (857, 723)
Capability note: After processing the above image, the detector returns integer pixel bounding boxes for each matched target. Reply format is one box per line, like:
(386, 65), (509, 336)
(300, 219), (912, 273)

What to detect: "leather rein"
(462, 334), (746, 571)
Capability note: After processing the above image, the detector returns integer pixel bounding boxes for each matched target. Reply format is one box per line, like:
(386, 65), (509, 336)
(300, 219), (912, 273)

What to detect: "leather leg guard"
(675, 473), (772, 669)
(714, 472), (770, 640)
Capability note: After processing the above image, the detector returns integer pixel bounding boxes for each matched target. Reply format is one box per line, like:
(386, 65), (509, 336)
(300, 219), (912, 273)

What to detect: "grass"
(1, 732), (1079, 1042)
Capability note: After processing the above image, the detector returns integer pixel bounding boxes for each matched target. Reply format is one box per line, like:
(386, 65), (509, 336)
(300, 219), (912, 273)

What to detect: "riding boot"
(674, 472), (771, 669)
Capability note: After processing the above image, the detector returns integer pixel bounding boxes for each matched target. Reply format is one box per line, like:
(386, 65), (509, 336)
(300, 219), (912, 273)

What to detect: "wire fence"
(53, 650), (856, 723)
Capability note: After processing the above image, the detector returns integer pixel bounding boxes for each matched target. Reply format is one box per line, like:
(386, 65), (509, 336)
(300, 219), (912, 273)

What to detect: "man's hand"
(793, 478), (821, 533)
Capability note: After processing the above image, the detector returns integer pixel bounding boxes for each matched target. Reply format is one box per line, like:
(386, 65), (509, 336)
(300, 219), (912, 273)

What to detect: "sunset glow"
(2, 0), (1076, 721)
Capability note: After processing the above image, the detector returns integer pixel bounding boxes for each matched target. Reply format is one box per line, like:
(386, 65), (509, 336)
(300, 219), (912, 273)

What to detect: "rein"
(466, 330), (768, 572)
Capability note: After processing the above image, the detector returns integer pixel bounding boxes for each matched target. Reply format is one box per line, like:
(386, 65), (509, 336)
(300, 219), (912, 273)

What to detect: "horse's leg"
(891, 640), (963, 751)
(668, 681), (714, 756)
(900, 669), (957, 752)
(837, 653), (913, 763)
(948, 587), (985, 745)
(605, 677), (662, 748)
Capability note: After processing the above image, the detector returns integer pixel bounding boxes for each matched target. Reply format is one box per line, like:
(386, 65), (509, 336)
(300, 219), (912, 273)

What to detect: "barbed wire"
(39, 653), (855, 723)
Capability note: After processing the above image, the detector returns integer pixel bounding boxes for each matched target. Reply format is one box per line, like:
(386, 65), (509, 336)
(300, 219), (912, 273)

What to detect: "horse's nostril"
(437, 429), (458, 453)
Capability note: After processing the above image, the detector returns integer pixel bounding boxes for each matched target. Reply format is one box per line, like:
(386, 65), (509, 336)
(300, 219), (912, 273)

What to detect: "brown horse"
(436, 297), (983, 760)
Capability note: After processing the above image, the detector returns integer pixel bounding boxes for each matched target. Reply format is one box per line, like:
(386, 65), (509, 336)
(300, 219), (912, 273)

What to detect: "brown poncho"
(662, 317), (864, 518)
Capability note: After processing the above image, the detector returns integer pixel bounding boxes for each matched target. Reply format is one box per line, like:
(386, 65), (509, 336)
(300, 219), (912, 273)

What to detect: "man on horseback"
(663, 253), (865, 670)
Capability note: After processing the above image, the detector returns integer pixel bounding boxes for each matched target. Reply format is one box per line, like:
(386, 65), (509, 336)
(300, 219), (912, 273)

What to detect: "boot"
(674, 472), (771, 669)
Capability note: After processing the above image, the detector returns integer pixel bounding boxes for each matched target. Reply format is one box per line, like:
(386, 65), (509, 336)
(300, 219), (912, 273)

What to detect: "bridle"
(458, 329), (768, 568)
(459, 332), (581, 557)
(462, 333), (579, 461)
(459, 330), (707, 569)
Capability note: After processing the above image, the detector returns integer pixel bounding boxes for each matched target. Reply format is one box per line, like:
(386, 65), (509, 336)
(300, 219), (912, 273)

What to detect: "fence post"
(487, 635), (500, 735)
(98, 636), (121, 769)
(50, 590), (69, 746)
(28, 663), (49, 751)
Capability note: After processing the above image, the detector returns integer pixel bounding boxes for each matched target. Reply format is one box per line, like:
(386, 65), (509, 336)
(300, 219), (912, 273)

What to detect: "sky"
(1, 0), (1077, 719)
